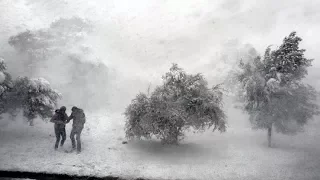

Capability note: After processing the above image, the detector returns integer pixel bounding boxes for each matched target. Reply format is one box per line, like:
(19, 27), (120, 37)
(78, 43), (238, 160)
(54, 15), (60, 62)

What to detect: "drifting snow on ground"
(0, 109), (320, 180)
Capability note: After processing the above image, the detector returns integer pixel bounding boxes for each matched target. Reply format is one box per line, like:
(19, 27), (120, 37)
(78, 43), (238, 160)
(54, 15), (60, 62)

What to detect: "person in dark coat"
(66, 106), (86, 153)
(50, 106), (68, 150)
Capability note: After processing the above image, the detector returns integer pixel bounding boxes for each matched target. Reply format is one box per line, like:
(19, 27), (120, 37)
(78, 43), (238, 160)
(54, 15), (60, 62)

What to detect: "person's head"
(71, 106), (78, 112)
(59, 106), (66, 113)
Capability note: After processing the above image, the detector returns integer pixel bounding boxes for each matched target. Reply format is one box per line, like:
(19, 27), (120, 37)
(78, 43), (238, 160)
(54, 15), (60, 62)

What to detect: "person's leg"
(54, 126), (60, 149)
(60, 128), (66, 147)
(70, 128), (76, 150)
(76, 127), (83, 152)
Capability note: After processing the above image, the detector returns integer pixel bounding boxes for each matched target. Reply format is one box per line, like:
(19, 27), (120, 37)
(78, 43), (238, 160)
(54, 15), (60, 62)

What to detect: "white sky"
(1, 0), (320, 87)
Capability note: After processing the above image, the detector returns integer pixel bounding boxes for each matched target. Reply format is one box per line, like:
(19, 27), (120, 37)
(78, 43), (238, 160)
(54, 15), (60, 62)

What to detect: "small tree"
(236, 32), (320, 147)
(7, 77), (61, 126)
(0, 58), (60, 125)
(124, 64), (226, 144)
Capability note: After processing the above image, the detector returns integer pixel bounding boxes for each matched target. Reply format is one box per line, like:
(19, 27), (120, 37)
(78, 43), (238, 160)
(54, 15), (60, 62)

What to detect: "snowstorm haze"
(0, 0), (320, 179)
(1, 0), (320, 109)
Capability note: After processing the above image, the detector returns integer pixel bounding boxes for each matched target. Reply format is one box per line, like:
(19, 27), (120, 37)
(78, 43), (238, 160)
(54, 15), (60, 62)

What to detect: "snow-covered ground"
(0, 108), (320, 180)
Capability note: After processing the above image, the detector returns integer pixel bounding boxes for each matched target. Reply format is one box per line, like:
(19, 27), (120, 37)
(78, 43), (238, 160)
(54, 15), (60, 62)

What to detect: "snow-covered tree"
(124, 64), (226, 144)
(236, 32), (319, 147)
(7, 77), (61, 126)
(8, 16), (93, 76)
(0, 58), (60, 125)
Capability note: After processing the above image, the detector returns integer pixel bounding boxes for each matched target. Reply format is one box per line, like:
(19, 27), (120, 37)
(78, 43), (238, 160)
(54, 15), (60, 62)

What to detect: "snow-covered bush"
(235, 32), (319, 147)
(124, 64), (226, 144)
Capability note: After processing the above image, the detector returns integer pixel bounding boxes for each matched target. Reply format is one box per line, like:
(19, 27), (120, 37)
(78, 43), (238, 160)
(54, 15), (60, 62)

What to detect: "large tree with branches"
(236, 32), (319, 147)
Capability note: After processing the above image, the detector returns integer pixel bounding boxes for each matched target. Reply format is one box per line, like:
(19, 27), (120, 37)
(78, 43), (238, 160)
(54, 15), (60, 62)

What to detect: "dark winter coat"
(50, 109), (68, 129)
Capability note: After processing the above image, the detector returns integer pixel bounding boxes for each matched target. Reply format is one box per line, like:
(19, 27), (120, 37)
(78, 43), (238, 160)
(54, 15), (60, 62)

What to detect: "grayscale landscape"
(0, 0), (320, 180)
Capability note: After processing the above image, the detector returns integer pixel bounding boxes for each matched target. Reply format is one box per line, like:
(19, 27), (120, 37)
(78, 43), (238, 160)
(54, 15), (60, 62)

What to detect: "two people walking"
(50, 106), (86, 153)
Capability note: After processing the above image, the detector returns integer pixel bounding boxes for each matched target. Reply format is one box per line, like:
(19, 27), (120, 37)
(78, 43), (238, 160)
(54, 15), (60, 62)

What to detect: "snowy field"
(1, 108), (320, 180)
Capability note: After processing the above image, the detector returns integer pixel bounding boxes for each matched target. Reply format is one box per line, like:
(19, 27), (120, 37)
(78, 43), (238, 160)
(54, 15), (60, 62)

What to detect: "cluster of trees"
(0, 57), (60, 125)
(125, 32), (319, 146)
(8, 17), (93, 77)
(1, 17), (319, 148)
(0, 17), (96, 124)
(0, 16), (111, 125)
(6, 16), (110, 110)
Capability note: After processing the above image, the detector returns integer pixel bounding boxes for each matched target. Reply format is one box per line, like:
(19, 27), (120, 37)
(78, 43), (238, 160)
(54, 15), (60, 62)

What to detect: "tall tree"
(8, 17), (93, 77)
(236, 32), (319, 147)
(7, 17), (111, 110)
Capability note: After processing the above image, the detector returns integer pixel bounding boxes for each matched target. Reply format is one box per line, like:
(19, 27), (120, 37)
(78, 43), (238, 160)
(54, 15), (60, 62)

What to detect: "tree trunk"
(29, 118), (34, 126)
(268, 125), (272, 147)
